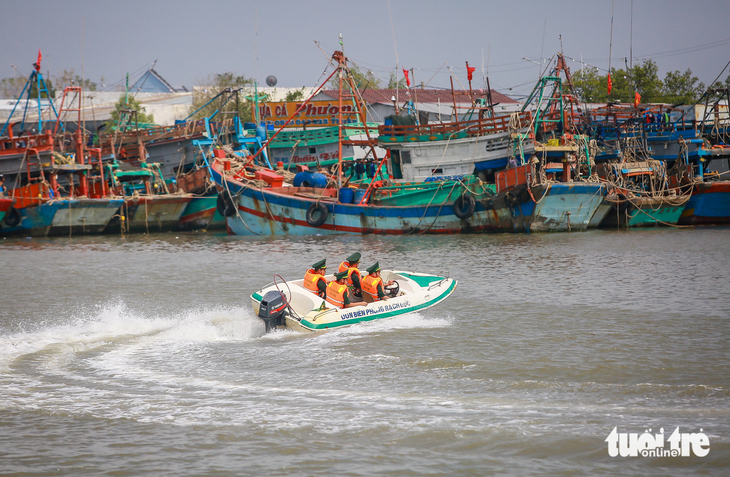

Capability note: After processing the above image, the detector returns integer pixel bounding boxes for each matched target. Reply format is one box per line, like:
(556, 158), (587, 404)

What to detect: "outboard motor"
(257, 290), (288, 332)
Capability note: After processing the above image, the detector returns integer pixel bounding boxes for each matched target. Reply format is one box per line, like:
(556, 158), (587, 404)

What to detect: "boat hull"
(178, 196), (217, 230)
(225, 186), (497, 235)
(47, 199), (124, 236)
(212, 162), (502, 235)
(115, 195), (192, 233)
(677, 181), (730, 225)
(0, 202), (58, 236)
(600, 196), (687, 228)
(488, 183), (607, 232)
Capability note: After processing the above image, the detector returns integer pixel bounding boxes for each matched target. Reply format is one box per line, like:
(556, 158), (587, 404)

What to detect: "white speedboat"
(251, 270), (457, 333)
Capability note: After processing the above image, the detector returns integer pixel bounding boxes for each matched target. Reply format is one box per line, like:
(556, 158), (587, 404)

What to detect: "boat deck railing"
(378, 111), (532, 143)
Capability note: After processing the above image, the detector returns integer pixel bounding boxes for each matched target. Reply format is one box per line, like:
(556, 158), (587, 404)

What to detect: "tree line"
(0, 69), (101, 99)
(571, 59), (730, 105)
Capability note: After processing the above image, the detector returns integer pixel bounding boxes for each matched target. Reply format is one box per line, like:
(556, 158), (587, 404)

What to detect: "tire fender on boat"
(453, 193), (476, 220)
(217, 190), (236, 217)
(505, 191), (518, 207)
(306, 202), (328, 227)
(2, 207), (21, 227)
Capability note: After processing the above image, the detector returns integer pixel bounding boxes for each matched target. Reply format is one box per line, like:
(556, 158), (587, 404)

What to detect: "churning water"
(1, 228), (729, 475)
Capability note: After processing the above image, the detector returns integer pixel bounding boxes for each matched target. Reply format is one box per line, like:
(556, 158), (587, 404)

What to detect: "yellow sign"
(258, 101), (361, 127)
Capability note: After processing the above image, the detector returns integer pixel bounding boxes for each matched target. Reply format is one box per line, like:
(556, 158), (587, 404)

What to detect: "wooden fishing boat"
(104, 163), (192, 234)
(211, 49), (502, 235)
(252, 270), (456, 333)
(470, 55), (608, 232)
(594, 161), (690, 228)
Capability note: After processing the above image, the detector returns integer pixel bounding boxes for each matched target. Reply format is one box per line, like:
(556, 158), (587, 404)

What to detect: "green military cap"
(334, 270), (349, 280)
(366, 262), (380, 274)
(346, 252), (361, 263)
(312, 259), (326, 270)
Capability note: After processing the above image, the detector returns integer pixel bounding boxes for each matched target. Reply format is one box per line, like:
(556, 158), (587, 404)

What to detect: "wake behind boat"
(251, 270), (457, 333)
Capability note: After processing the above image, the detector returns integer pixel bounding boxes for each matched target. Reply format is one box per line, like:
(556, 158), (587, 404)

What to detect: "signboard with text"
(257, 101), (362, 127)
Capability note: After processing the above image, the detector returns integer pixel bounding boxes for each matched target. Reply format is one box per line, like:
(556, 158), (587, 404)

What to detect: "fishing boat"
(596, 161), (689, 228)
(486, 162), (608, 232)
(584, 104), (695, 228)
(1, 87), (125, 237)
(211, 50), (503, 235)
(104, 161), (191, 234)
(252, 270), (456, 333)
(471, 54), (608, 232)
(0, 169), (124, 237)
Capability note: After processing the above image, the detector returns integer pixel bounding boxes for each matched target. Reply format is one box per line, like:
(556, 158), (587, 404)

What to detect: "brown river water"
(1, 227), (729, 475)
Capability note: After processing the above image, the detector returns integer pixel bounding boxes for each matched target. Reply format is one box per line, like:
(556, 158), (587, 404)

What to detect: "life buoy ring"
(3, 207), (21, 227)
(306, 202), (328, 227)
(453, 193), (476, 220)
(217, 190), (236, 217)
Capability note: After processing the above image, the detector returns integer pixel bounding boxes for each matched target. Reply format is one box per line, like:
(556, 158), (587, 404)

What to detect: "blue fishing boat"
(475, 54), (608, 232)
(210, 50), (505, 235)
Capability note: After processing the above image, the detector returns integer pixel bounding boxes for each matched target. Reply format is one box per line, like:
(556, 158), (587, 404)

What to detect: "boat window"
(309, 147), (317, 154)
(401, 151), (411, 164)
(389, 150), (403, 179)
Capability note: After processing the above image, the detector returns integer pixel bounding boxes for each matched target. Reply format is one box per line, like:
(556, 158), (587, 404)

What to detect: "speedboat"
(251, 270), (457, 333)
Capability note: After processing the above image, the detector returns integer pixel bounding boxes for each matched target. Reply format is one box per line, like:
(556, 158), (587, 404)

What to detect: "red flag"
(607, 73), (612, 95)
(634, 92), (641, 108)
(35, 49), (42, 71)
(402, 68), (410, 87)
(466, 62), (476, 82)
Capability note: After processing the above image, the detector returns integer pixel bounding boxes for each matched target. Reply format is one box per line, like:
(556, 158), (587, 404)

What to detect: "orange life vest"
(361, 275), (383, 301)
(325, 281), (348, 308)
(303, 269), (327, 297)
(338, 261), (361, 286)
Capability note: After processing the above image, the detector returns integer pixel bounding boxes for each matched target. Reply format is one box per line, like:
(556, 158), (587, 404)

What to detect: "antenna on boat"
(388, 0), (400, 113)
(608, 0), (615, 102)
(337, 34), (344, 190)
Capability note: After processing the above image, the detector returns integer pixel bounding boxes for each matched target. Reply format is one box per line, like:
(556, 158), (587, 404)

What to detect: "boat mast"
(337, 34), (344, 190)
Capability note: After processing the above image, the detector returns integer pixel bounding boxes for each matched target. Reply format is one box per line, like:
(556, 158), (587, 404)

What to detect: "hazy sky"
(3, 0), (729, 100)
